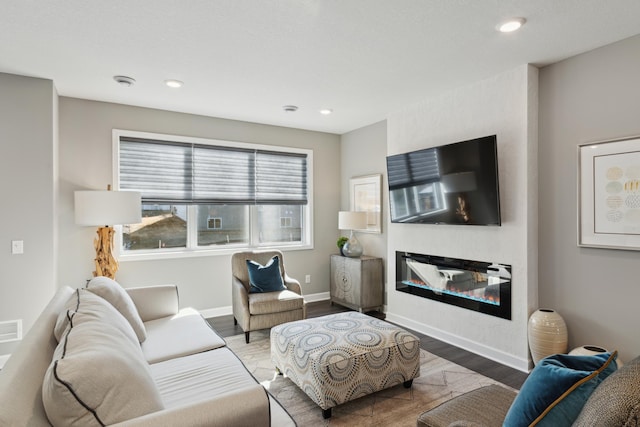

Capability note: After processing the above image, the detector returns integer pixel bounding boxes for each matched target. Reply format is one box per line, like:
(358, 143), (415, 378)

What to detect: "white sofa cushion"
(142, 307), (226, 364)
(150, 348), (259, 408)
(126, 284), (180, 322)
(42, 289), (163, 426)
(86, 276), (147, 342)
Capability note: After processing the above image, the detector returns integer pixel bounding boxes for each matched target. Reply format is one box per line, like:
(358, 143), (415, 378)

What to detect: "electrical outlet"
(11, 240), (24, 255)
(305, 274), (311, 284)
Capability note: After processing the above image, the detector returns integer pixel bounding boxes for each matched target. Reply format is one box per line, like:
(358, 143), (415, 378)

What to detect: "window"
(207, 217), (222, 229)
(280, 216), (292, 228)
(114, 130), (312, 257)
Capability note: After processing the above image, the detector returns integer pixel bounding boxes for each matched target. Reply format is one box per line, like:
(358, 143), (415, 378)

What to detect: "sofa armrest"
(111, 384), (272, 427)
(284, 274), (302, 295)
(126, 285), (180, 322)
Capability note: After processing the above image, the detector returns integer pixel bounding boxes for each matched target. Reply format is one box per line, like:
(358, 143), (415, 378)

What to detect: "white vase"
(569, 345), (623, 367)
(568, 345), (607, 356)
(528, 308), (568, 365)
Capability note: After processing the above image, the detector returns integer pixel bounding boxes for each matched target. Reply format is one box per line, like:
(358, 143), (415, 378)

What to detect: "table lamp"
(338, 211), (367, 257)
(75, 186), (141, 279)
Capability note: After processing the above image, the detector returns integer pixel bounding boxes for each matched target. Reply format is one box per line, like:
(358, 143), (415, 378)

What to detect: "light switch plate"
(11, 240), (23, 255)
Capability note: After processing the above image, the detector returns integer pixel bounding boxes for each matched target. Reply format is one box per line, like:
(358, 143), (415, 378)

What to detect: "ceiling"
(2, 1), (640, 135)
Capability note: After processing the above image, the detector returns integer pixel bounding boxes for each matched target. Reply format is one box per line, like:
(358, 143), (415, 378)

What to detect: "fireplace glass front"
(395, 251), (511, 320)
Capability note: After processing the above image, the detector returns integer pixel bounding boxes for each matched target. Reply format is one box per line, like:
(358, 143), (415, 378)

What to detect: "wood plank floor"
(207, 300), (528, 389)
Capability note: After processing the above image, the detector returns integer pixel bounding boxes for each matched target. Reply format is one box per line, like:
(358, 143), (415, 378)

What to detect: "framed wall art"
(578, 135), (640, 250)
(350, 174), (382, 234)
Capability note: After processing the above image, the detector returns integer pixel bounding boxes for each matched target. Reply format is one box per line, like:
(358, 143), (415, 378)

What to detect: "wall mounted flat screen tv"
(386, 135), (501, 225)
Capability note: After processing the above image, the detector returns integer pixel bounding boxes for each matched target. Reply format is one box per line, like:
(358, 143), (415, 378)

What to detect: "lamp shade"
(338, 211), (367, 230)
(75, 190), (142, 226)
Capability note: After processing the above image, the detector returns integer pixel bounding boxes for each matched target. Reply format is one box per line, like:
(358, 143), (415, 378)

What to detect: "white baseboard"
(199, 306), (232, 319)
(304, 291), (330, 303)
(385, 312), (530, 373)
(199, 291), (330, 319)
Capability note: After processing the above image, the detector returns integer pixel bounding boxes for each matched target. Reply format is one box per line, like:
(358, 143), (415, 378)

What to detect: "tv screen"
(386, 135), (501, 225)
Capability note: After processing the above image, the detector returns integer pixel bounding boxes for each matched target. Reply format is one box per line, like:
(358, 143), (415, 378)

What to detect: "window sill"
(118, 243), (314, 262)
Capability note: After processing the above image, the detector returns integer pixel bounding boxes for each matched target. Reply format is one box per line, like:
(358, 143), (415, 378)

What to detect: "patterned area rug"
(225, 330), (515, 426)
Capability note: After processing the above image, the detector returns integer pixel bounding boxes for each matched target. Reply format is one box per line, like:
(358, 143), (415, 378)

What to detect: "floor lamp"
(74, 187), (141, 279)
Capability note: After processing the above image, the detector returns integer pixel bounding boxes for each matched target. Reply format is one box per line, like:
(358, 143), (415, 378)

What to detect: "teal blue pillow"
(504, 351), (618, 427)
(246, 256), (286, 293)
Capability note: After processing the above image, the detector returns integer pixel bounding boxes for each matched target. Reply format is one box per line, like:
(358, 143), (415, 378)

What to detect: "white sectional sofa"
(0, 278), (296, 426)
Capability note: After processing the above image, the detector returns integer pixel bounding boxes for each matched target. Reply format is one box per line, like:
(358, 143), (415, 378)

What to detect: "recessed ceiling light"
(283, 105), (298, 113)
(497, 17), (526, 33)
(319, 109), (333, 115)
(164, 79), (184, 88)
(113, 75), (135, 86)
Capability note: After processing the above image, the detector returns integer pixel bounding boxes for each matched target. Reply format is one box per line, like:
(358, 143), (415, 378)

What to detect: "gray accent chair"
(231, 250), (305, 343)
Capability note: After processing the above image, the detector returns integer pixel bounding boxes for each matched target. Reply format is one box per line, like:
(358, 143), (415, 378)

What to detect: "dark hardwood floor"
(207, 300), (528, 389)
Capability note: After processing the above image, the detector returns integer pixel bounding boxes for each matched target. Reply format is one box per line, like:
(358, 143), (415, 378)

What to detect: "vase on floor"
(528, 308), (568, 365)
(569, 345), (607, 356)
(568, 344), (624, 367)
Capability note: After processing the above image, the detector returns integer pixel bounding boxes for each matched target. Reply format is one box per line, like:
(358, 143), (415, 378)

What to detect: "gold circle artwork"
(606, 210), (624, 222)
(625, 194), (640, 208)
(606, 166), (623, 180)
(624, 179), (640, 192)
(606, 181), (623, 194)
(606, 195), (624, 209)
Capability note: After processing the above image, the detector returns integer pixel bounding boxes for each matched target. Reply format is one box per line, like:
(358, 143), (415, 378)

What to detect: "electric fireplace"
(395, 251), (512, 320)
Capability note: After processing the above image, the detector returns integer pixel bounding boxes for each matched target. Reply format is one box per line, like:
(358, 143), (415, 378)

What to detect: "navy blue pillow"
(246, 256), (286, 293)
(504, 351), (618, 427)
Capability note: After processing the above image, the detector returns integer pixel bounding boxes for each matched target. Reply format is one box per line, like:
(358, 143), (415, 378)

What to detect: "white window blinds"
(119, 137), (308, 205)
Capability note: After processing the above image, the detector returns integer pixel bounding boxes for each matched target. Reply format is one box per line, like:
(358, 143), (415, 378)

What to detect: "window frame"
(112, 129), (314, 261)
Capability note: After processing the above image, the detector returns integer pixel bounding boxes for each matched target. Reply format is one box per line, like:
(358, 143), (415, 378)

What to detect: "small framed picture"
(350, 174), (382, 234)
(578, 135), (640, 250)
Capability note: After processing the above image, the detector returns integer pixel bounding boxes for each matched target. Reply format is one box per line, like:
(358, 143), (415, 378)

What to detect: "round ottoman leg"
(403, 379), (413, 388)
(322, 408), (332, 419)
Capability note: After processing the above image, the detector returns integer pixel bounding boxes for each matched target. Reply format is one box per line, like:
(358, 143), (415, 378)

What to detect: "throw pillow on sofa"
(86, 276), (147, 342)
(572, 355), (640, 426)
(503, 351), (618, 427)
(246, 256), (286, 293)
(53, 289), (139, 346)
(43, 289), (163, 427)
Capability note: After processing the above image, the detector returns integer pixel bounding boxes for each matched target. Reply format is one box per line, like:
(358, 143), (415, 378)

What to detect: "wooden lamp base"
(93, 226), (118, 279)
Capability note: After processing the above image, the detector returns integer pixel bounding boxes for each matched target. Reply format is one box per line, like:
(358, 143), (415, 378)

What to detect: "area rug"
(225, 330), (515, 426)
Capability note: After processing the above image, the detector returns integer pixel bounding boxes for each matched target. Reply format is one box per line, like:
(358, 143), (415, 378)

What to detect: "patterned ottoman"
(270, 311), (420, 418)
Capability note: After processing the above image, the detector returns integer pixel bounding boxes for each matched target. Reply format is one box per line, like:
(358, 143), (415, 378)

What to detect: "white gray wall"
(0, 73), (58, 355)
(385, 65), (539, 371)
(340, 120), (388, 303)
(58, 98), (341, 312)
(340, 120), (388, 259)
(539, 34), (640, 363)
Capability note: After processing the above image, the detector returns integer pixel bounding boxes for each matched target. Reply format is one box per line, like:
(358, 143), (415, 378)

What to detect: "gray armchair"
(231, 250), (305, 343)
